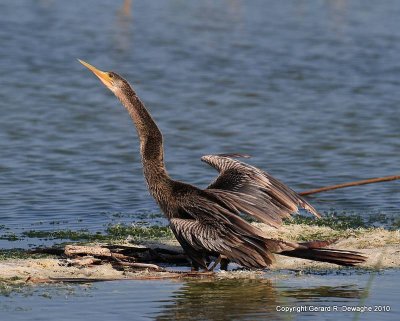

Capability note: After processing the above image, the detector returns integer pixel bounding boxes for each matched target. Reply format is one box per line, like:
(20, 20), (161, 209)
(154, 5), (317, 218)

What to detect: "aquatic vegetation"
(106, 224), (173, 240)
(392, 217), (400, 229)
(2, 213), (397, 247)
(0, 279), (25, 296)
(110, 212), (164, 220)
(20, 224), (173, 243)
(286, 214), (367, 230)
(0, 249), (54, 261)
(0, 232), (20, 241)
(22, 230), (108, 242)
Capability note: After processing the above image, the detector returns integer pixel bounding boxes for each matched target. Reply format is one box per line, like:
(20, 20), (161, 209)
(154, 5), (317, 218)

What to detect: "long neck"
(115, 86), (171, 201)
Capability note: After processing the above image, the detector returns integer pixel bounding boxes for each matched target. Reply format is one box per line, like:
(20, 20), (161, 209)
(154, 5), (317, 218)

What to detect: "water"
(0, 271), (398, 321)
(0, 0), (399, 319)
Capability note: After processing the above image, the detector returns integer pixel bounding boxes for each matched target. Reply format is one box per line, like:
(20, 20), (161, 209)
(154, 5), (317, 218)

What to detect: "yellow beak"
(78, 59), (113, 89)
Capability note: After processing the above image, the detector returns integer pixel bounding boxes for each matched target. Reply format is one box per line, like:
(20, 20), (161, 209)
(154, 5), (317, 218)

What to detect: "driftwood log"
(31, 244), (189, 272)
(65, 245), (111, 257)
(26, 244), (215, 284)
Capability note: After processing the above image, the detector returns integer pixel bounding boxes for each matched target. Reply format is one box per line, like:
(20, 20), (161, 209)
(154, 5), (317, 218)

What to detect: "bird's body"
(79, 60), (367, 270)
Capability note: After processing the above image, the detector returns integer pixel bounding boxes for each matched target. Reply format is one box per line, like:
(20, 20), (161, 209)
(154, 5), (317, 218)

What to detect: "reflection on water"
(118, 0), (132, 17)
(155, 279), (280, 321)
(282, 284), (363, 300)
(114, 0), (133, 54)
(154, 278), (363, 321)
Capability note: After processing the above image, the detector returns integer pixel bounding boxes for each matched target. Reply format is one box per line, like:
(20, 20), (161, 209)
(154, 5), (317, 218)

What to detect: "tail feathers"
(280, 247), (367, 266)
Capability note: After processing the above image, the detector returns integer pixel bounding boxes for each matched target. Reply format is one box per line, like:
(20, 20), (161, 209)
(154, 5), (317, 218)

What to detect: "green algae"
(286, 214), (367, 230)
(20, 224), (173, 243)
(0, 232), (20, 241)
(1, 213), (397, 247)
(0, 249), (54, 261)
(22, 230), (108, 242)
(286, 212), (400, 231)
(106, 224), (173, 240)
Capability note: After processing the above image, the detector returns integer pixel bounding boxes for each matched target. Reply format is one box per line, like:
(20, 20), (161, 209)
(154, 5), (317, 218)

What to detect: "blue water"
(0, 1), (399, 320)
(1, 270), (399, 321)
(0, 0), (399, 233)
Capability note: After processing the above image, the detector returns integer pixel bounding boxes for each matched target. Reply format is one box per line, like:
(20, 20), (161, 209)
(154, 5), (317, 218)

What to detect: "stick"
(299, 175), (400, 196)
(112, 261), (166, 271)
(111, 253), (165, 271)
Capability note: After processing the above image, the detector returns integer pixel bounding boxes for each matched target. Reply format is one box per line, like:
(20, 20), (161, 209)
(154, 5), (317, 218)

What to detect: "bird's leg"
(191, 256), (209, 272)
(220, 258), (230, 271)
(191, 263), (200, 272)
(207, 255), (223, 272)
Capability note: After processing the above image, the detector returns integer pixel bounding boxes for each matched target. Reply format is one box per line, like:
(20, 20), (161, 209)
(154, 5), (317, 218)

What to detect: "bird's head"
(78, 59), (131, 95)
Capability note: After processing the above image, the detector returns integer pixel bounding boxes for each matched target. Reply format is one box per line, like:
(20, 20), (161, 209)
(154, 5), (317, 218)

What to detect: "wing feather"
(201, 154), (320, 227)
(171, 216), (275, 268)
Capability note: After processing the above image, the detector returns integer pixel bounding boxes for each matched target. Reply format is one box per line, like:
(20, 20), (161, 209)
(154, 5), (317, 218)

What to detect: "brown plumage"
(79, 60), (367, 270)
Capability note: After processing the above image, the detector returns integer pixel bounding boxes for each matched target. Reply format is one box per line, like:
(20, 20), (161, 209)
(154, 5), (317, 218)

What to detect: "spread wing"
(201, 154), (320, 228)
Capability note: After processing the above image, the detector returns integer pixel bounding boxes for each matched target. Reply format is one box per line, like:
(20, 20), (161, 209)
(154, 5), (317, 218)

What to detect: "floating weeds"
(392, 217), (400, 229)
(106, 224), (173, 240)
(22, 230), (108, 242)
(2, 214), (397, 247)
(286, 214), (367, 230)
(0, 232), (20, 241)
(0, 249), (55, 261)
(110, 212), (164, 220)
(0, 280), (24, 297)
(19, 224), (173, 243)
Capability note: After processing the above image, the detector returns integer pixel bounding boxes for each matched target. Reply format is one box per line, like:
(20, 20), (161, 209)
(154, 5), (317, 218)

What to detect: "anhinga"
(79, 60), (366, 270)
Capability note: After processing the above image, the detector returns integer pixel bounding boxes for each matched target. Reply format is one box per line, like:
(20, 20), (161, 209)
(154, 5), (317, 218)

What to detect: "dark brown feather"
(279, 248), (367, 266)
(202, 154), (320, 228)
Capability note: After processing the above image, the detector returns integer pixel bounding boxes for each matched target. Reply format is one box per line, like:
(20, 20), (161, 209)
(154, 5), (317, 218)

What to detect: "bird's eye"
(108, 73), (114, 78)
